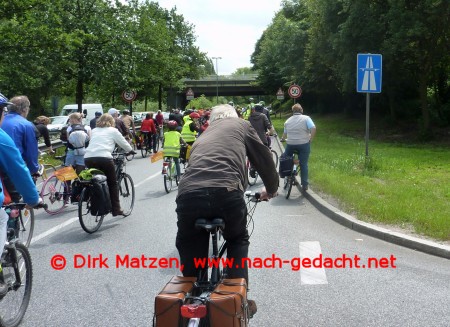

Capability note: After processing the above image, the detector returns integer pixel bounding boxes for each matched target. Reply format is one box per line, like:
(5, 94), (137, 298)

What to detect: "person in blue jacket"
(0, 93), (41, 296)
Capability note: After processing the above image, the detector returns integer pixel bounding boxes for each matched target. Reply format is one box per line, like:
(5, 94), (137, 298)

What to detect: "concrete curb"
(274, 137), (450, 260)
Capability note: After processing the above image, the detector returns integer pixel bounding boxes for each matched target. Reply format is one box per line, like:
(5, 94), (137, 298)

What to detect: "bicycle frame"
(179, 192), (261, 324)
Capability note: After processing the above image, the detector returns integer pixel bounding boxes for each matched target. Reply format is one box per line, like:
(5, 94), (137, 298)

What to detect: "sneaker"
(249, 168), (256, 178)
(247, 299), (257, 319)
(302, 185), (308, 192)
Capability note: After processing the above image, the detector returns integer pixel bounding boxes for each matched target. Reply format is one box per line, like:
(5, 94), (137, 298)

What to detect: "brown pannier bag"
(153, 276), (197, 327)
(208, 278), (248, 327)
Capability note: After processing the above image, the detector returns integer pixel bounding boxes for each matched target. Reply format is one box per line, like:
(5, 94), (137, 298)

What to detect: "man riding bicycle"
(175, 104), (279, 318)
(0, 93), (42, 296)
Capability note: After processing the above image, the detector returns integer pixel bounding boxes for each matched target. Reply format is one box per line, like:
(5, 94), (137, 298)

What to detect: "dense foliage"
(251, 0), (450, 135)
(0, 0), (211, 115)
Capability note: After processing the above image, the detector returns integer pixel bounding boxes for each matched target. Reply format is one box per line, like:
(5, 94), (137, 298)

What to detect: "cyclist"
(0, 95), (42, 296)
(108, 108), (128, 137)
(280, 103), (316, 192)
(120, 109), (136, 146)
(181, 112), (201, 145)
(65, 112), (91, 175)
(84, 113), (133, 217)
(175, 104), (279, 317)
(162, 121), (186, 177)
(89, 111), (102, 129)
(34, 116), (54, 153)
(248, 104), (275, 178)
(140, 112), (157, 153)
(1, 95), (40, 202)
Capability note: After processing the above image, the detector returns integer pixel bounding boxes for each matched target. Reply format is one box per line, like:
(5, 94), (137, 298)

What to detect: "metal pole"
(212, 57), (221, 104)
(365, 93), (370, 157)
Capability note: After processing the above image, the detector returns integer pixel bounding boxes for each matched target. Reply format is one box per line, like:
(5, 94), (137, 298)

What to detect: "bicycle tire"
(40, 175), (69, 215)
(271, 149), (279, 169)
(0, 243), (33, 327)
(18, 208), (34, 248)
(154, 135), (160, 152)
(286, 175), (294, 199)
(164, 161), (173, 193)
(78, 188), (104, 233)
(118, 173), (135, 216)
(247, 168), (258, 186)
(125, 142), (136, 161)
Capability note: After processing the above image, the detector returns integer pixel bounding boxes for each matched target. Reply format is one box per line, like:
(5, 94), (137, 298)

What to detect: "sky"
(156, 0), (283, 75)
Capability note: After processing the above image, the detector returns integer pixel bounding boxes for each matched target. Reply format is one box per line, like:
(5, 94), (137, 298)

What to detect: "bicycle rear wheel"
(286, 175), (294, 199)
(118, 173), (135, 216)
(247, 167), (258, 186)
(78, 188), (104, 233)
(18, 208), (34, 248)
(0, 243), (33, 327)
(40, 175), (69, 215)
(154, 135), (160, 152)
(271, 149), (279, 168)
(126, 142), (136, 161)
(164, 162), (173, 193)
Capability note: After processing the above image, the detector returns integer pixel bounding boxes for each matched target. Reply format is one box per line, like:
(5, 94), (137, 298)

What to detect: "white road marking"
(299, 241), (328, 285)
(31, 172), (160, 244)
(134, 172), (160, 188)
(31, 217), (79, 245)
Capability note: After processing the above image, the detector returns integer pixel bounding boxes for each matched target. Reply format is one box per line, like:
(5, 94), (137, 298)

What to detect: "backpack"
(67, 124), (89, 155)
(89, 175), (111, 216)
(279, 153), (294, 178)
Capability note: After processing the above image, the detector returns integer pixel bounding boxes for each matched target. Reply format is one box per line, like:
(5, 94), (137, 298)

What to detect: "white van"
(60, 103), (103, 124)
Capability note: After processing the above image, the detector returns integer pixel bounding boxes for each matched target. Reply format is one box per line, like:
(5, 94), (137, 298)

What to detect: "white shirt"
(284, 113), (315, 145)
(84, 127), (132, 159)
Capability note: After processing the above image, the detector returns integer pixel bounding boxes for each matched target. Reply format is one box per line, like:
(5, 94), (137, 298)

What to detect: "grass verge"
(272, 114), (450, 242)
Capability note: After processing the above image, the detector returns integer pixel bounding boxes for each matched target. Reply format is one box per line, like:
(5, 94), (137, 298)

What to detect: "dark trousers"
(176, 188), (249, 283)
(84, 157), (121, 214)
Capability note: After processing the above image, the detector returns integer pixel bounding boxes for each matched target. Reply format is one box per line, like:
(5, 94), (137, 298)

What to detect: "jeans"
(176, 188), (249, 283)
(284, 142), (311, 187)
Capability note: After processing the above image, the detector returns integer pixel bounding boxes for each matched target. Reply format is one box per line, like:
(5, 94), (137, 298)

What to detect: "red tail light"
(181, 304), (207, 318)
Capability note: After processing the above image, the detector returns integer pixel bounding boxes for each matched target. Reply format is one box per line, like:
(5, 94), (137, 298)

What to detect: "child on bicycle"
(162, 120), (186, 177)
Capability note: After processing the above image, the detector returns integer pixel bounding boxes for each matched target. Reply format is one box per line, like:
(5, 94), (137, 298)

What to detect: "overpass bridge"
(166, 74), (266, 109)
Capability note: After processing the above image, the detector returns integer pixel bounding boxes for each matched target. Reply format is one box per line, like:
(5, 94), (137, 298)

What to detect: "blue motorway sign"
(357, 54), (382, 93)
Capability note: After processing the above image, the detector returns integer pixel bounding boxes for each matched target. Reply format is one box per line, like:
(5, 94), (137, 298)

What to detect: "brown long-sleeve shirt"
(177, 117), (279, 198)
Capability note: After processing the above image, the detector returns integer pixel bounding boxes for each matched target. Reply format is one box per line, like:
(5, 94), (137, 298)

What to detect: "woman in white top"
(280, 103), (316, 192)
(84, 114), (132, 216)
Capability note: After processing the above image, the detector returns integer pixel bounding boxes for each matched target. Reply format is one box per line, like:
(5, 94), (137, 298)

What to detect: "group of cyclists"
(0, 89), (315, 323)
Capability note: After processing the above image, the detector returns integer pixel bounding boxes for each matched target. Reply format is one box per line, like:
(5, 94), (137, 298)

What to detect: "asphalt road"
(21, 144), (450, 327)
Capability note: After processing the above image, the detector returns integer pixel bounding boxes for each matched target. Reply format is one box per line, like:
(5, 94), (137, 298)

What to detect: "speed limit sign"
(288, 84), (302, 99)
(122, 90), (137, 102)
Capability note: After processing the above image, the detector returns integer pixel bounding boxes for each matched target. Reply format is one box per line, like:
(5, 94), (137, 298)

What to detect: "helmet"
(122, 109), (130, 115)
(228, 101), (234, 106)
(249, 98), (254, 102)
(189, 112), (200, 119)
(167, 120), (178, 129)
(0, 93), (12, 108)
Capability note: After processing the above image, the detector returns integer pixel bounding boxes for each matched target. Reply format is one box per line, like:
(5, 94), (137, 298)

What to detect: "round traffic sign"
(288, 85), (302, 99)
(122, 90), (137, 102)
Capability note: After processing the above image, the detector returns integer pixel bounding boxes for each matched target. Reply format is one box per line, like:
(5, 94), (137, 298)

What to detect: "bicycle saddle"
(195, 218), (225, 232)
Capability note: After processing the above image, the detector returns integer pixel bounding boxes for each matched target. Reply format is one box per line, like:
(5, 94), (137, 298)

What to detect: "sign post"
(357, 53), (382, 157)
(288, 84), (302, 103)
(122, 90), (137, 115)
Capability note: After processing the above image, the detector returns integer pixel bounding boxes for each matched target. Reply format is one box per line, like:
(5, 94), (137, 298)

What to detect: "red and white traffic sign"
(288, 84), (302, 99)
(122, 90), (137, 102)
